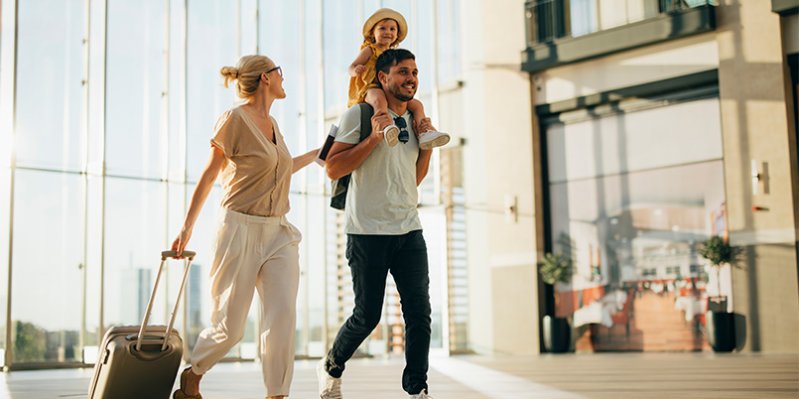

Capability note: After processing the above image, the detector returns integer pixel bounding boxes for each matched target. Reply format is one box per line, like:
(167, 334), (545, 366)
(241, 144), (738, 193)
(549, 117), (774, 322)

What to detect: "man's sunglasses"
(394, 116), (409, 144)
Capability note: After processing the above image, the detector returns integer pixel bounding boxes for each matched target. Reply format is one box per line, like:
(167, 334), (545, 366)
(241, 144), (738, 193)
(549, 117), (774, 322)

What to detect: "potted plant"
(539, 252), (573, 353)
(697, 235), (743, 352)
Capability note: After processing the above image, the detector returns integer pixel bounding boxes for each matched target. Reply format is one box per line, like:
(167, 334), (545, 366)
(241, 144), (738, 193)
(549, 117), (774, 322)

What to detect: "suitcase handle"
(161, 250), (196, 260)
(136, 250), (196, 352)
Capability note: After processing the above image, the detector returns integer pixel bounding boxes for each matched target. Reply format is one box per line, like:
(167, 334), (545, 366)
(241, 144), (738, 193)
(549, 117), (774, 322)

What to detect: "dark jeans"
(325, 230), (432, 395)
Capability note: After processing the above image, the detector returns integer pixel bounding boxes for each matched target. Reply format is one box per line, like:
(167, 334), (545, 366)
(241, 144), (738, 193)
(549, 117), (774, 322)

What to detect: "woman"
(171, 54), (317, 399)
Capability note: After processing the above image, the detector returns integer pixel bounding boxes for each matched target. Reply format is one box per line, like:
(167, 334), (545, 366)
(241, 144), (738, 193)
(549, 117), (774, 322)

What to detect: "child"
(348, 8), (450, 149)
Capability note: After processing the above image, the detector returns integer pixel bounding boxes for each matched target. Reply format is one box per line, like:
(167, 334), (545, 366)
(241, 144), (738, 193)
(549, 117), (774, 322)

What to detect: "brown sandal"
(173, 367), (202, 399)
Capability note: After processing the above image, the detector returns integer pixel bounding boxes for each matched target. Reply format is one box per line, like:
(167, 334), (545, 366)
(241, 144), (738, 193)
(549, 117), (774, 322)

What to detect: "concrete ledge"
(522, 5), (716, 73)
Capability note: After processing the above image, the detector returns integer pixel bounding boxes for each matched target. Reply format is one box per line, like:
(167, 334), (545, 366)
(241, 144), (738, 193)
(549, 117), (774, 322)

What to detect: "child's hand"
(354, 65), (366, 75)
(371, 112), (392, 141)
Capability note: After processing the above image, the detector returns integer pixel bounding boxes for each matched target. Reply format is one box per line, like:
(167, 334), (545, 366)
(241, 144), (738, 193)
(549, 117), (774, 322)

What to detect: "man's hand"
(413, 117), (435, 136)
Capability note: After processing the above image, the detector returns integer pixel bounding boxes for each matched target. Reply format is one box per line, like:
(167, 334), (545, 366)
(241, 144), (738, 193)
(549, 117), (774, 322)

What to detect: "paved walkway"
(2, 353), (797, 398)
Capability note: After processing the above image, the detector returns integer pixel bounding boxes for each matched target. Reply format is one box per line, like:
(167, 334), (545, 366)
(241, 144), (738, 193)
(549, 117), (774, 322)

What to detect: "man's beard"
(388, 83), (415, 102)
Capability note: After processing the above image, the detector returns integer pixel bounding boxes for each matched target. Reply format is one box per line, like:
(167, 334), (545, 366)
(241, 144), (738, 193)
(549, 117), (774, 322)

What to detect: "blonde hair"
(219, 55), (274, 98)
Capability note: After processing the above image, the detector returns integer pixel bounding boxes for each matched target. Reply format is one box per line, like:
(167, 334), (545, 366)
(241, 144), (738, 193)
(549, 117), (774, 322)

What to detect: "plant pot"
(543, 315), (571, 353)
(706, 311), (736, 352)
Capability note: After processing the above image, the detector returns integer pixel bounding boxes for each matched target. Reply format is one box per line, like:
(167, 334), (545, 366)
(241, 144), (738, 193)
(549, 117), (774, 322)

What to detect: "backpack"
(319, 103), (374, 210)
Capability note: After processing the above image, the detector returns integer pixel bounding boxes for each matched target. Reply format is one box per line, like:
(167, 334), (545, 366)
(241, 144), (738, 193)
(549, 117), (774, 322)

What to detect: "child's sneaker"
(418, 131), (450, 150)
(383, 125), (400, 147)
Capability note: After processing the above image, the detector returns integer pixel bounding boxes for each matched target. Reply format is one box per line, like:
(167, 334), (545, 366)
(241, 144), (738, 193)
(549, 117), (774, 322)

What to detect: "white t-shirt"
(334, 105), (422, 235)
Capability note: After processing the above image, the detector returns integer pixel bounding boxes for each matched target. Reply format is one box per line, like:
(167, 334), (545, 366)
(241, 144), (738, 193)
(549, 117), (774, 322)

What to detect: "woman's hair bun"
(220, 66), (240, 87)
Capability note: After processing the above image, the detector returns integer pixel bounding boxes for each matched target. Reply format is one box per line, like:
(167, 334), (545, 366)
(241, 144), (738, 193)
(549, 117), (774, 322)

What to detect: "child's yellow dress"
(347, 42), (383, 108)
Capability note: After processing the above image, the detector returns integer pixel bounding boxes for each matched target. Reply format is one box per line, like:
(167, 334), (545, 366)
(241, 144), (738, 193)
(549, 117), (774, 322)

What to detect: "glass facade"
(0, 0), (461, 369)
(545, 96), (726, 352)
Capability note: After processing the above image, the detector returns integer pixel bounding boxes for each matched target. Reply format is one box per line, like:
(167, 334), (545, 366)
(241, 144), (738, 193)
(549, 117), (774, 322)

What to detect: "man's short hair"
(375, 49), (416, 86)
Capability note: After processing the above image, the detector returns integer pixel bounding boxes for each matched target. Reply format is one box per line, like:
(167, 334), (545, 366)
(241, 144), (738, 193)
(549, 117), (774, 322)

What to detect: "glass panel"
(88, 0), (106, 176)
(547, 98), (723, 183)
(323, 0), (360, 110)
(550, 161), (723, 352)
(0, 168), (10, 366)
(104, 178), (167, 328)
(166, 182), (187, 353)
(11, 170), (85, 364)
(303, 0), (325, 189)
(547, 99), (725, 352)
(0, 0), (12, 366)
(414, 0), (434, 96)
(186, 0), (237, 182)
(260, 0), (301, 155)
(240, 0), (258, 56)
(419, 208), (447, 350)
(570, 0), (599, 37)
(83, 174), (103, 364)
(302, 0), (327, 357)
(15, 0), (85, 172)
(105, 0), (166, 179)
(168, 0), (187, 182)
(437, 0), (461, 84)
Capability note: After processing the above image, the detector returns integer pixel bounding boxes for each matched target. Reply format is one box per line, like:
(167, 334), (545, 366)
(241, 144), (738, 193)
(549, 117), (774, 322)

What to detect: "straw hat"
(362, 8), (408, 45)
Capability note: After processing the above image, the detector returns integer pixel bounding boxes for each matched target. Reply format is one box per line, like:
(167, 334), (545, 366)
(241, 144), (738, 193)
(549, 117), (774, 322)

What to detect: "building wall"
(717, 0), (799, 353)
(535, 33), (719, 104)
(461, 0), (538, 355)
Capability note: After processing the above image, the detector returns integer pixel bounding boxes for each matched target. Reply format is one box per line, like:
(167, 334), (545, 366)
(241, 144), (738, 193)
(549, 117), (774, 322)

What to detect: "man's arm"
(414, 117), (436, 186)
(416, 148), (433, 186)
(325, 112), (392, 180)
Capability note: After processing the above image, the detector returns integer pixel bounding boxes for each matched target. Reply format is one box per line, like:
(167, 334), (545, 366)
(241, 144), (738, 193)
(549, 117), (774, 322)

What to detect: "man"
(319, 48), (435, 399)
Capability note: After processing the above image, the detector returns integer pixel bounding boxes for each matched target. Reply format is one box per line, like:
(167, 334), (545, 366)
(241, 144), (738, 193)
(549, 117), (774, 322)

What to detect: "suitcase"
(88, 250), (197, 399)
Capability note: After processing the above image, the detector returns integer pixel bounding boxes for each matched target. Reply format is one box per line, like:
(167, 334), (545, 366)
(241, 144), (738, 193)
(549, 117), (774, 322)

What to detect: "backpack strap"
(330, 103), (376, 211)
(358, 103), (374, 141)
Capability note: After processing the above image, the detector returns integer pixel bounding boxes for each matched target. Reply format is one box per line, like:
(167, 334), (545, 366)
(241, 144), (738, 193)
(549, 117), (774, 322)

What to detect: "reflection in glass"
(547, 99), (724, 352)
(11, 170), (85, 363)
(104, 178), (166, 328)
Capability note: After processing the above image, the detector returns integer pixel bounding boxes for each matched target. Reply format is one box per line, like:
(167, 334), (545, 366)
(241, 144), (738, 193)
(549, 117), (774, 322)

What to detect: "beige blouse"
(210, 106), (293, 217)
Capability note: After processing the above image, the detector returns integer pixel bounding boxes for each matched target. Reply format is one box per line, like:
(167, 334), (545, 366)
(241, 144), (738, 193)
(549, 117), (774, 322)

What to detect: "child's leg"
(364, 88), (389, 116)
(364, 87), (399, 146)
(408, 99), (428, 131)
(408, 99), (451, 150)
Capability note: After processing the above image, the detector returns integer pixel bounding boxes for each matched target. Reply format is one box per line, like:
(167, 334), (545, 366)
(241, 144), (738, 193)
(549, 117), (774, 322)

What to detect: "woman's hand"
(171, 227), (193, 259)
(292, 148), (323, 173)
(354, 64), (366, 75)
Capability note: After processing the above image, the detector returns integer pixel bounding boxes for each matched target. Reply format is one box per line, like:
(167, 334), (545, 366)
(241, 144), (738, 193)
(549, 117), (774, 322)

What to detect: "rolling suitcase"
(88, 250), (196, 399)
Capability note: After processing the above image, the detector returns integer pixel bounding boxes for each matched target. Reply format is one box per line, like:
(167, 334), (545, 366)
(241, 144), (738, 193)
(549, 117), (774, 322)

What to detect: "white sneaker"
(383, 125), (400, 147)
(317, 359), (343, 399)
(410, 392), (434, 399)
(418, 131), (450, 150)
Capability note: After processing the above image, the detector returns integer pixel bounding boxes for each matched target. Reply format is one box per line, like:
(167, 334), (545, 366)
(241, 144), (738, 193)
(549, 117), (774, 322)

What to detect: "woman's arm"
(348, 46), (373, 77)
(171, 146), (227, 256)
(292, 148), (320, 174)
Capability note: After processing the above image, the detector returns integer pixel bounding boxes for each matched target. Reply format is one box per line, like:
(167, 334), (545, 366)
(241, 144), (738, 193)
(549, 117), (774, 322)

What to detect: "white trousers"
(191, 209), (301, 397)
